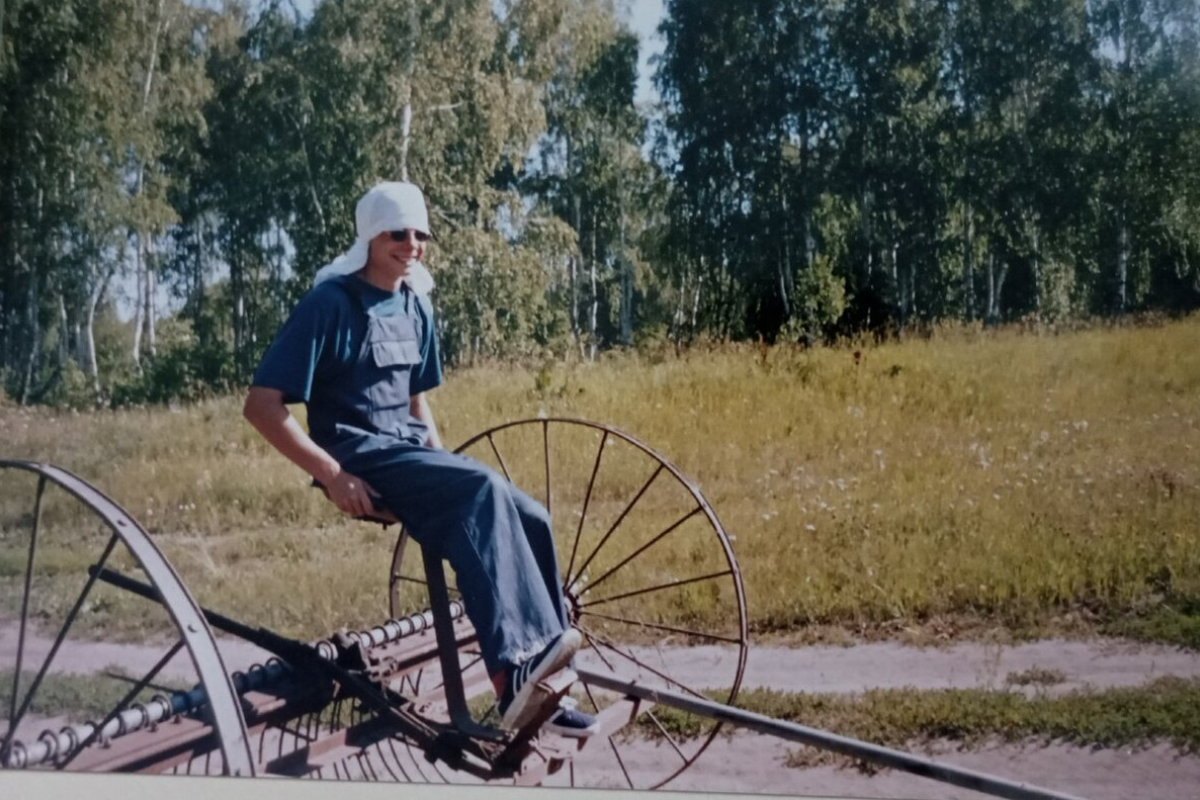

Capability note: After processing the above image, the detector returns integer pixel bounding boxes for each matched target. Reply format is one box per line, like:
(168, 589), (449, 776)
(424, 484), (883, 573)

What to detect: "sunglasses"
(388, 229), (431, 243)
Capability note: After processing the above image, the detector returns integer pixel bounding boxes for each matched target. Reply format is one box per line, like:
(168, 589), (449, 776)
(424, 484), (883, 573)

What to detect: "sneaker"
(545, 697), (600, 739)
(499, 629), (582, 732)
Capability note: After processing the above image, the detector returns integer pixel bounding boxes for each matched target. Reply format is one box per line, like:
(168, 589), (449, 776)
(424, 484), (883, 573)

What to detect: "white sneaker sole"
(500, 629), (582, 731)
(545, 719), (602, 739)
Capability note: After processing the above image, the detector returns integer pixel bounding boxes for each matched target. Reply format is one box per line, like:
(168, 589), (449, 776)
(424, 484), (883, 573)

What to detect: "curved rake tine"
(485, 434), (512, 483)
(371, 741), (400, 782)
(385, 738), (413, 782)
(582, 505), (703, 594)
(359, 751), (378, 782)
(429, 653), (484, 693)
(58, 639), (186, 769)
(566, 430), (607, 585)
(578, 609), (743, 645)
(580, 568), (735, 610)
(567, 463), (664, 593)
(645, 709), (690, 764)
(578, 624), (708, 700)
(5, 532), (119, 750)
(4, 474), (45, 762)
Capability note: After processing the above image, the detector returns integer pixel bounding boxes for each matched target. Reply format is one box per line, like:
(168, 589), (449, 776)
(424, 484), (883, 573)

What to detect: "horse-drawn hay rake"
(1, 418), (1083, 799)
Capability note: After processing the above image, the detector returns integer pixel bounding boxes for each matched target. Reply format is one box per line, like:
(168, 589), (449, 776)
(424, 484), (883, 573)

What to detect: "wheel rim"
(0, 460), (254, 776)
(389, 418), (749, 789)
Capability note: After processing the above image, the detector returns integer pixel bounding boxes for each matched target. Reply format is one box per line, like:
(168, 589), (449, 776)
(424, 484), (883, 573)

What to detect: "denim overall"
(312, 278), (568, 677)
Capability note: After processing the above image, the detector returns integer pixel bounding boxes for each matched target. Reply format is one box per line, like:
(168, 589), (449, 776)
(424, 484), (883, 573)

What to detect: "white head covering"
(313, 181), (436, 295)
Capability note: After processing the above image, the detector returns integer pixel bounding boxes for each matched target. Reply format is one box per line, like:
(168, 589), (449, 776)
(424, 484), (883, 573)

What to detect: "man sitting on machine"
(242, 181), (599, 739)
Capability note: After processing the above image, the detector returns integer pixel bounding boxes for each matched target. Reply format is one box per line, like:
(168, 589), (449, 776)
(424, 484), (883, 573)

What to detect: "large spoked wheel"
(0, 461), (253, 776)
(388, 418), (748, 790)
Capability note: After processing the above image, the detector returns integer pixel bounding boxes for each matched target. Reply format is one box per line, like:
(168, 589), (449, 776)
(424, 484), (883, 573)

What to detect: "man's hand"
(325, 470), (382, 518)
(243, 387), (384, 519)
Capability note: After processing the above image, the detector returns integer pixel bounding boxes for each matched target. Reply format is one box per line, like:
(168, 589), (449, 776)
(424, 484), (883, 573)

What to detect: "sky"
(624, 0), (666, 107)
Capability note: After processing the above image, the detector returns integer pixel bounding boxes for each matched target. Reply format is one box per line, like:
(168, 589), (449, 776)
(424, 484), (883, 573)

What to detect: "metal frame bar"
(577, 668), (1089, 800)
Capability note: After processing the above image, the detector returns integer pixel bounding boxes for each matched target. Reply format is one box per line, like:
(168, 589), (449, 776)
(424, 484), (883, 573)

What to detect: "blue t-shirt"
(251, 275), (442, 463)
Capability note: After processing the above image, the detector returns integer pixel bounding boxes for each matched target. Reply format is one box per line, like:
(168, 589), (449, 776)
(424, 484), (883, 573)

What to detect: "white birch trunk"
(588, 257), (597, 362)
(144, 247), (156, 358)
(1117, 211), (1128, 312)
(83, 266), (113, 395)
(132, 235), (145, 369)
(57, 293), (68, 367)
(399, 103), (412, 182)
(963, 201), (975, 320)
(20, 265), (38, 405)
(1029, 220), (1041, 315)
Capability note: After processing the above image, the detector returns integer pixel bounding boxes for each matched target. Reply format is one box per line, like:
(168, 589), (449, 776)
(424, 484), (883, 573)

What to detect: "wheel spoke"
(645, 709), (690, 764)
(579, 627), (616, 672)
(579, 680), (634, 788)
(58, 639), (186, 769)
(575, 624), (708, 700)
(580, 568), (735, 610)
(4, 475), (45, 762)
(485, 434), (512, 482)
(578, 609), (742, 645)
(567, 463), (663, 593)
(5, 532), (119, 750)
(581, 505), (703, 594)
(565, 431), (607, 585)
(609, 730), (635, 788)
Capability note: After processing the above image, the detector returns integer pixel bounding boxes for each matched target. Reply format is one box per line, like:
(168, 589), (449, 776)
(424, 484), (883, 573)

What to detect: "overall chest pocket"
(366, 318), (422, 412)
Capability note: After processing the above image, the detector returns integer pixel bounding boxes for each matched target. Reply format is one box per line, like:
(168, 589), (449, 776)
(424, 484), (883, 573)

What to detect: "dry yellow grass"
(1, 316), (1197, 642)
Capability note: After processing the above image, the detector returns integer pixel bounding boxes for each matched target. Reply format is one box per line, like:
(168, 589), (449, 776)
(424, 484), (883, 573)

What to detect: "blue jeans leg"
(510, 486), (569, 628)
(351, 447), (566, 677)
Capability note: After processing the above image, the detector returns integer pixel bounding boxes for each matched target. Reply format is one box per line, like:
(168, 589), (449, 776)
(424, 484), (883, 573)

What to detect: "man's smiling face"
(371, 228), (428, 277)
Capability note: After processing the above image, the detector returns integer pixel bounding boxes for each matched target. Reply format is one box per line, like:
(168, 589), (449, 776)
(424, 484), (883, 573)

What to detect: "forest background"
(0, 0), (1198, 408)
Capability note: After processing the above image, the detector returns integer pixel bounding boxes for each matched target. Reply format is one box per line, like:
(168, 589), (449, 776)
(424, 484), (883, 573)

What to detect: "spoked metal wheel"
(388, 418), (748, 789)
(0, 461), (253, 776)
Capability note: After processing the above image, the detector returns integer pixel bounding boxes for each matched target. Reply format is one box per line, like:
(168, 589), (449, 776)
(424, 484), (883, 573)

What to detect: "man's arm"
(410, 391), (443, 449)
(243, 386), (380, 517)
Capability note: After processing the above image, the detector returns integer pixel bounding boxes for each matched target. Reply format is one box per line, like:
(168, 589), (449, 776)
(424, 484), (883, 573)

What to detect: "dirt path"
(6, 620), (1200, 694)
(4, 621), (1199, 798)
(564, 736), (1200, 800)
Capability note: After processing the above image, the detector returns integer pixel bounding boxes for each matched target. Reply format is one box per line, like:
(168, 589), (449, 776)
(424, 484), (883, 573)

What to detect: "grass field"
(1, 315), (1198, 645)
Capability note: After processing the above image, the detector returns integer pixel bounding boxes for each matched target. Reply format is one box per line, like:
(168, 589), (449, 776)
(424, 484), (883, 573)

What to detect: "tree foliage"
(0, 0), (1197, 406)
